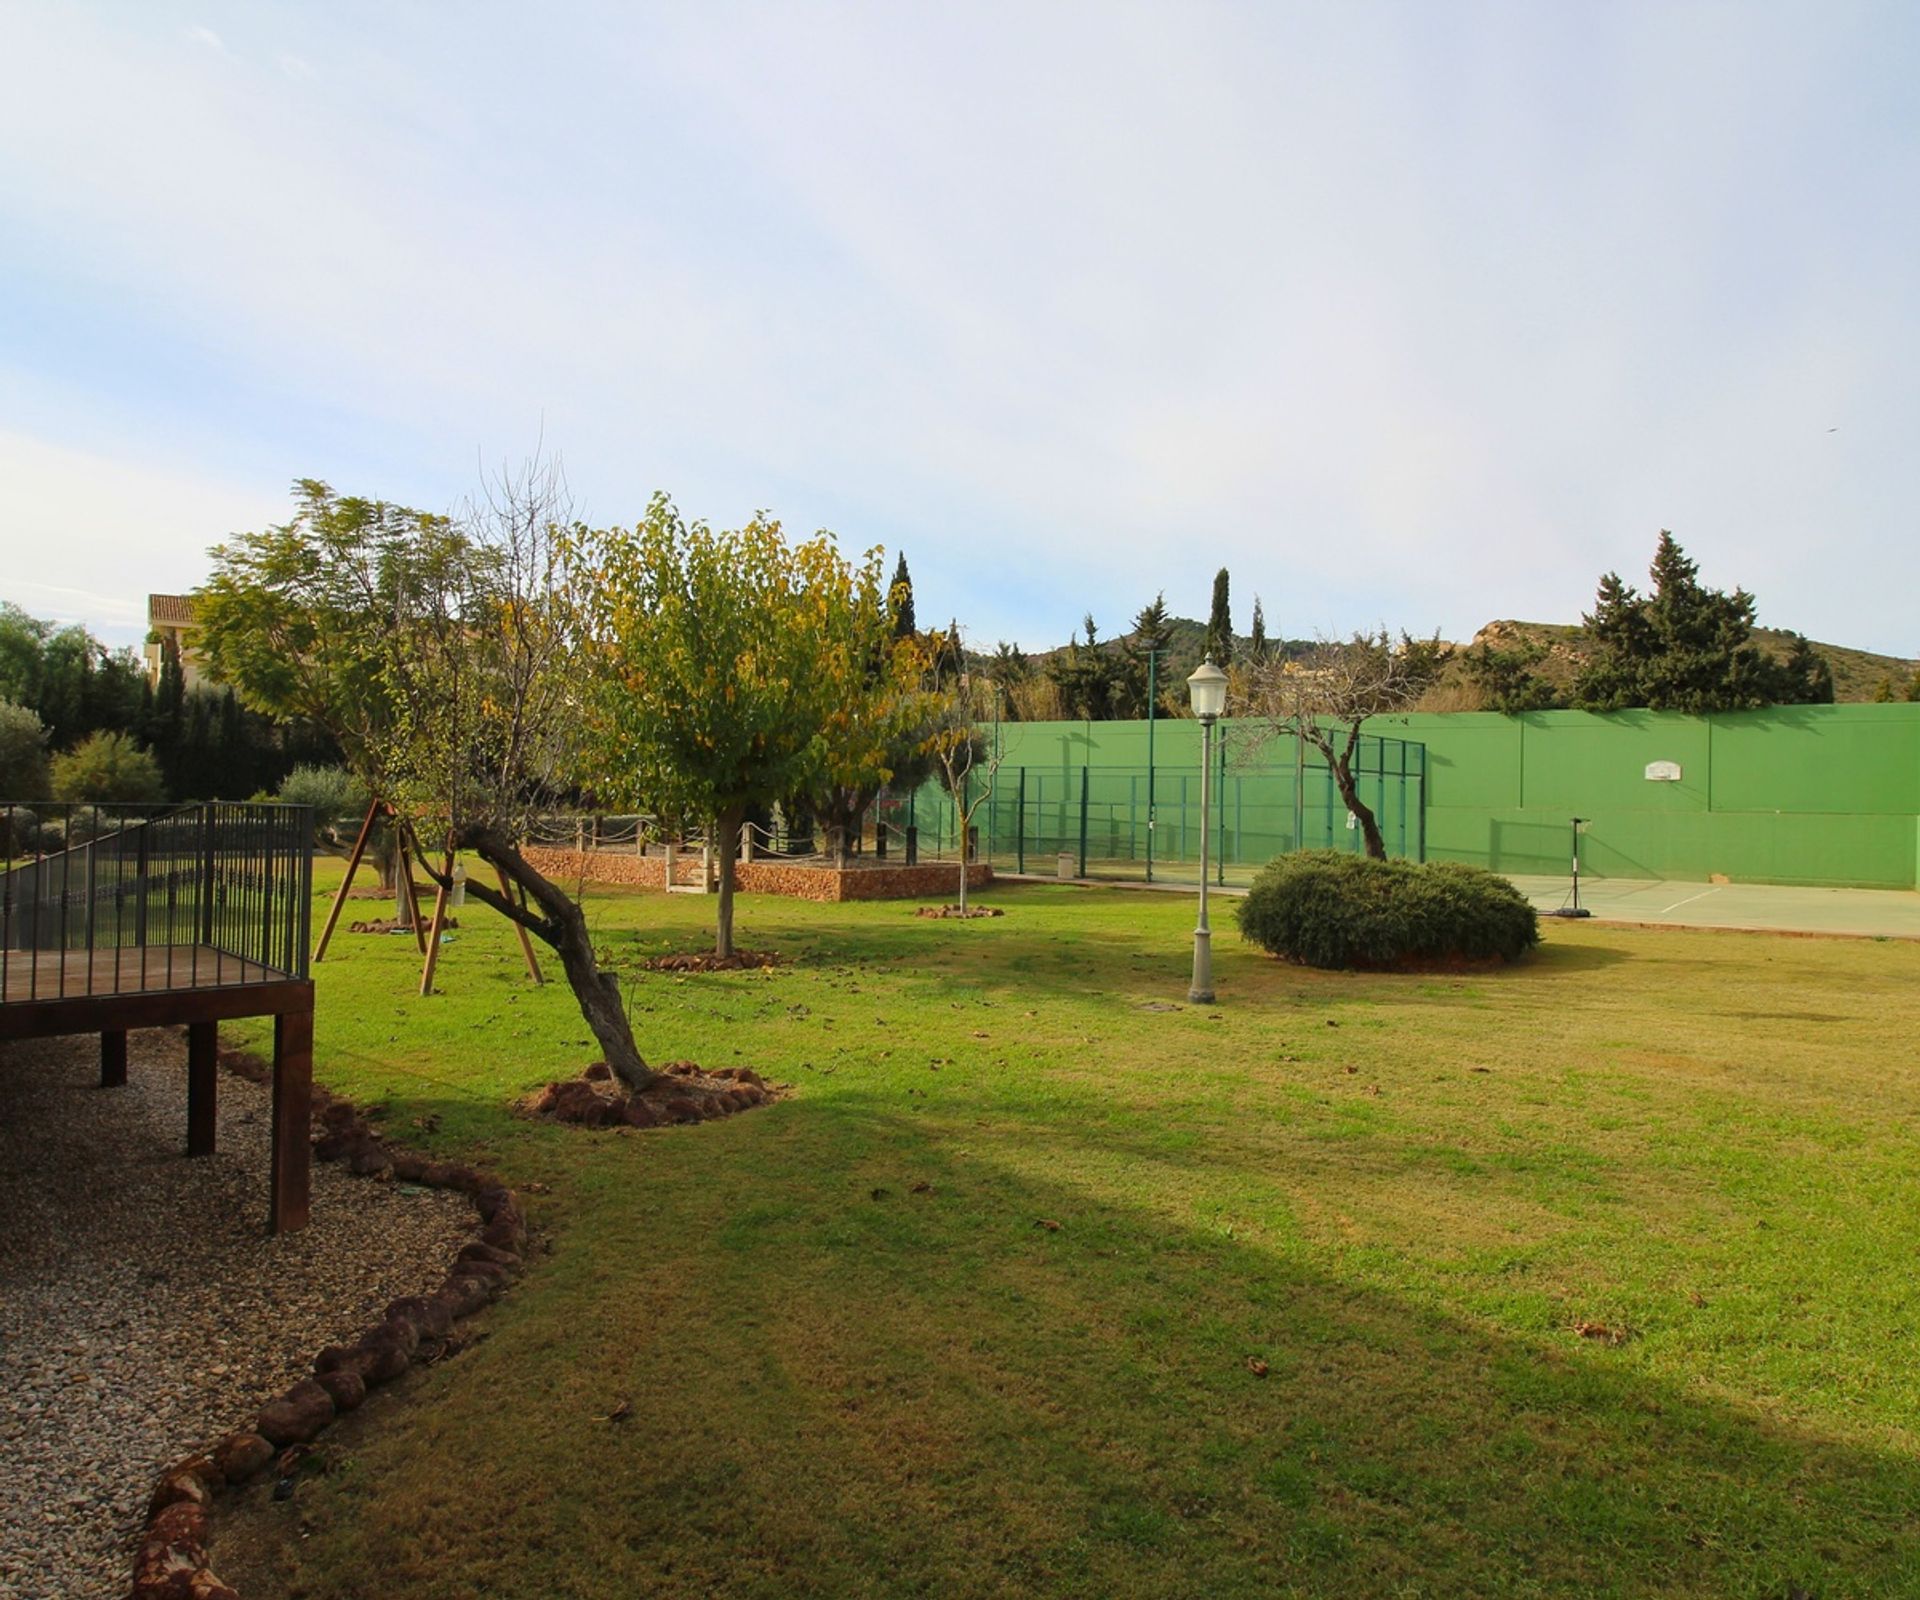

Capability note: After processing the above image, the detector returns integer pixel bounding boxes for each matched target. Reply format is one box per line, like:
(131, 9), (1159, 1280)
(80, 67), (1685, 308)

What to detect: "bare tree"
(925, 634), (1003, 915)
(1233, 630), (1450, 860)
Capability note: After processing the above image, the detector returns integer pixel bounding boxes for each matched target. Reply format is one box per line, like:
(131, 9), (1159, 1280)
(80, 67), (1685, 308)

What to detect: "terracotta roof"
(148, 594), (198, 628)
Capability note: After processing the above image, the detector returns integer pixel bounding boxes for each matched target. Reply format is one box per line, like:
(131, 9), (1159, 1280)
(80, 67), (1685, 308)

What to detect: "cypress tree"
(890, 554), (916, 640)
(1205, 568), (1233, 664)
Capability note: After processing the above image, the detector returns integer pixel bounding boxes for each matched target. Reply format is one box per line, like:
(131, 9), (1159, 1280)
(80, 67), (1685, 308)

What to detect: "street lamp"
(1186, 656), (1228, 1004)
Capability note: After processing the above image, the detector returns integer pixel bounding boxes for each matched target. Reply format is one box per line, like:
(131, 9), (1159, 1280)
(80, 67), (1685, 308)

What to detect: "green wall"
(989, 705), (1920, 889)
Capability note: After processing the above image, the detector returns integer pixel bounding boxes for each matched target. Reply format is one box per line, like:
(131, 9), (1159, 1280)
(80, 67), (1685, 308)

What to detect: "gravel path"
(0, 1030), (472, 1600)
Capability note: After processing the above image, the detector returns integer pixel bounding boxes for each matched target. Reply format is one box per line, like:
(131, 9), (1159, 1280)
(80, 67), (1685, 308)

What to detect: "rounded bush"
(1235, 850), (1540, 969)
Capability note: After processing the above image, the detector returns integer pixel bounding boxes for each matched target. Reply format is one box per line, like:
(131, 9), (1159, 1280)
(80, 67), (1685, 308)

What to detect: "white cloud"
(0, 2), (1913, 654)
(0, 429), (286, 645)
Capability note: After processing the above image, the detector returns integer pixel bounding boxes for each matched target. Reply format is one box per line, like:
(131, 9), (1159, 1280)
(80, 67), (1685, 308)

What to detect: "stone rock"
(387, 1293), (454, 1338)
(316, 1367), (367, 1412)
(313, 1127), (356, 1162)
(456, 1257), (511, 1291)
(436, 1274), (491, 1318)
(146, 1457), (218, 1519)
(456, 1239), (522, 1270)
(387, 1148), (431, 1182)
(358, 1338), (411, 1386)
(475, 1184), (513, 1221)
(347, 1139), (394, 1179)
(734, 1067), (766, 1088)
(188, 1571), (242, 1600)
(583, 1061), (612, 1081)
(132, 1511), (207, 1597)
(211, 1432), (276, 1485)
(314, 1343), (369, 1377)
(480, 1213), (527, 1252)
(440, 1163), (485, 1193)
(148, 1501), (209, 1548)
(663, 1095), (703, 1124)
(255, 1378), (336, 1447)
(621, 1097), (663, 1128)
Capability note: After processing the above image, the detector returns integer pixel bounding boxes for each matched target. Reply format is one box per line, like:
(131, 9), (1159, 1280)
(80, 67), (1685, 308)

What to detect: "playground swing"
(313, 798), (545, 996)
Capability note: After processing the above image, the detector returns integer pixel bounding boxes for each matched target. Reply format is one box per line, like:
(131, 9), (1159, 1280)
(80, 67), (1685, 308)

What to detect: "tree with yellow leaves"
(579, 497), (917, 957)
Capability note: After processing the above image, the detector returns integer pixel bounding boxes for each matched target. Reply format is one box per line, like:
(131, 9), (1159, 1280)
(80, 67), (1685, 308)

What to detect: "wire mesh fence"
(886, 733), (1427, 887)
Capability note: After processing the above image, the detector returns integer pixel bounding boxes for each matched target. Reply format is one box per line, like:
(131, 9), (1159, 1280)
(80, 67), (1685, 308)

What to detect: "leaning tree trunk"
(463, 833), (655, 1091)
(713, 806), (744, 958)
(1329, 762), (1387, 860)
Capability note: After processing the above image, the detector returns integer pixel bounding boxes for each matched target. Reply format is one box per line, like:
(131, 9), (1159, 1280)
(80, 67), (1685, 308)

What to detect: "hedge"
(1234, 850), (1540, 969)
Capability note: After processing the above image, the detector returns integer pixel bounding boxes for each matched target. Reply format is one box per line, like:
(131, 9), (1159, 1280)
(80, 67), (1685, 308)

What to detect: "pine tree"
(1573, 532), (1834, 712)
(1118, 592), (1174, 717)
(889, 554), (916, 640)
(1248, 597), (1270, 664)
(1205, 568), (1233, 665)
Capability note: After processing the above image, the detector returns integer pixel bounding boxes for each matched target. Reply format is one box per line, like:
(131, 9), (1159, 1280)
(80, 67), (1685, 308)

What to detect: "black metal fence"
(0, 802), (313, 1001)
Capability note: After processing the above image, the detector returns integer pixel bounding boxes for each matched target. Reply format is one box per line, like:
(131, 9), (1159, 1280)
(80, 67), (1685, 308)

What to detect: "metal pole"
(1217, 729), (1227, 887)
(1190, 716), (1215, 1003)
(1077, 765), (1089, 879)
(1016, 767), (1026, 875)
(1145, 649), (1157, 883)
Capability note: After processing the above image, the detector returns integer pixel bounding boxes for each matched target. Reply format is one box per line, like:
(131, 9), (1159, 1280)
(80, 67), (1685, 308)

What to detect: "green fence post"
(1016, 767), (1026, 875)
(1146, 652), (1157, 883)
(1217, 733), (1227, 886)
(1078, 766), (1089, 879)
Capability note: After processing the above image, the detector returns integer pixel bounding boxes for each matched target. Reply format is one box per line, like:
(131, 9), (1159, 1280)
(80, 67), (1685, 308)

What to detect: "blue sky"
(2, 2), (1915, 656)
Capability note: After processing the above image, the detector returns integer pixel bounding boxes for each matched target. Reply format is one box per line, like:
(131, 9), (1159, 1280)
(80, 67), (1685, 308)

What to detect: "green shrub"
(49, 731), (167, 805)
(0, 700), (52, 801)
(276, 763), (369, 845)
(1235, 850), (1539, 969)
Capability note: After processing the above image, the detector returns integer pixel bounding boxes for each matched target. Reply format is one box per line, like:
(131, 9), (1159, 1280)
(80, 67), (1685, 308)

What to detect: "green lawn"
(218, 872), (1920, 1598)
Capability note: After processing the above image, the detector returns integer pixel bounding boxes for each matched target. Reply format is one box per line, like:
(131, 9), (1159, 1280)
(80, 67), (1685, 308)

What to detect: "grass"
(216, 869), (1920, 1598)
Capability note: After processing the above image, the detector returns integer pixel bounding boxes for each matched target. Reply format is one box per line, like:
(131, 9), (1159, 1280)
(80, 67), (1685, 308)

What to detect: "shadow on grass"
(217, 1083), (1917, 1600)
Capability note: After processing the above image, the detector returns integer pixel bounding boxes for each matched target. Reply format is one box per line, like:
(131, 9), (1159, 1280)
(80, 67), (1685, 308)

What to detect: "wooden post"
(187, 1020), (218, 1156)
(100, 1029), (127, 1088)
(496, 864), (544, 984)
(418, 845), (455, 996)
(398, 823), (428, 954)
(270, 999), (313, 1233)
(313, 797), (380, 962)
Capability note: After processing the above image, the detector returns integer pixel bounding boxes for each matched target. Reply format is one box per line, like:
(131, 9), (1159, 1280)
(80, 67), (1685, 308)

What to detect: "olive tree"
(197, 468), (659, 1091)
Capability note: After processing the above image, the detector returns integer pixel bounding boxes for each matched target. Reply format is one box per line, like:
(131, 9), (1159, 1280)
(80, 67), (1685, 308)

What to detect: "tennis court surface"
(1504, 874), (1920, 939)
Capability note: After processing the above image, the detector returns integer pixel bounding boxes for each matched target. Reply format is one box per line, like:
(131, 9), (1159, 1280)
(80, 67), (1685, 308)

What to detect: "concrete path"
(998, 869), (1920, 940)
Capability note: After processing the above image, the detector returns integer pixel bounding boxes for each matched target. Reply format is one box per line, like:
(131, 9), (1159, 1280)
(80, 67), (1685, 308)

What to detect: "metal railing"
(0, 801), (313, 1002)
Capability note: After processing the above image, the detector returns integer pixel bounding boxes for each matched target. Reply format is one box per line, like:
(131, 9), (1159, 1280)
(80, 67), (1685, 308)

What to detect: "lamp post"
(1186, 656), (1228, 1004)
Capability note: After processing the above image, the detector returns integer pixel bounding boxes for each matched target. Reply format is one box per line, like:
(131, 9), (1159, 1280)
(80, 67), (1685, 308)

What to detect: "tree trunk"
(714, 806), (744, 958)
(1329, 763), (1387, 860)
(466, 834), (655, 1091)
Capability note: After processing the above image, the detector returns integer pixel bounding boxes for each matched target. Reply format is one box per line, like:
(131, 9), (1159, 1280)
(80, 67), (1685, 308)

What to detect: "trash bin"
(1056, 851), (1075, 879)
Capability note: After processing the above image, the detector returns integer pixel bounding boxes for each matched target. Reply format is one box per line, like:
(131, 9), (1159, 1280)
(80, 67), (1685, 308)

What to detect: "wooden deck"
(0, 944), (314, 1234)
(2, 945), (276, 1005)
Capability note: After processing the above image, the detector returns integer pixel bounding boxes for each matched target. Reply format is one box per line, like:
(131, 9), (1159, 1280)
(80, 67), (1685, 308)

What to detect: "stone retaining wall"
(522, 847), (993, 903)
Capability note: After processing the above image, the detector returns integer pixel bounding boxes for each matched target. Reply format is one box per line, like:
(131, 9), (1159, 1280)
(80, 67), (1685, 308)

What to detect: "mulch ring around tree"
(521, 1060), (781, 1128)
(637, 949), (779, 973)
(915, 905), (1004, 919)
(347, 917), (456, 935)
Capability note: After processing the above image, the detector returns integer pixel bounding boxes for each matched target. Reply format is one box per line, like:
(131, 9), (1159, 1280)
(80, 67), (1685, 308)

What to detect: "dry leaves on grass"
(1034, 1219), (1061, 1232)
(597, 1398), (632, 1423)
(1572, 1320), (1634, 1346)
(1245, 1357), (1269, 1378)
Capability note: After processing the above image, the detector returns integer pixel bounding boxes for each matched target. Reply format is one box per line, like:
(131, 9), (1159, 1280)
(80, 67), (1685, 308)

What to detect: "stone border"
(523, 845), (993, 903)
(129, 1071), (526, 1599)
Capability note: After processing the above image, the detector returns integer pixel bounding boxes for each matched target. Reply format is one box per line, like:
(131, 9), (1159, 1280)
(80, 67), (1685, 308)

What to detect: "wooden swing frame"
(313, 798), (544, 996)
